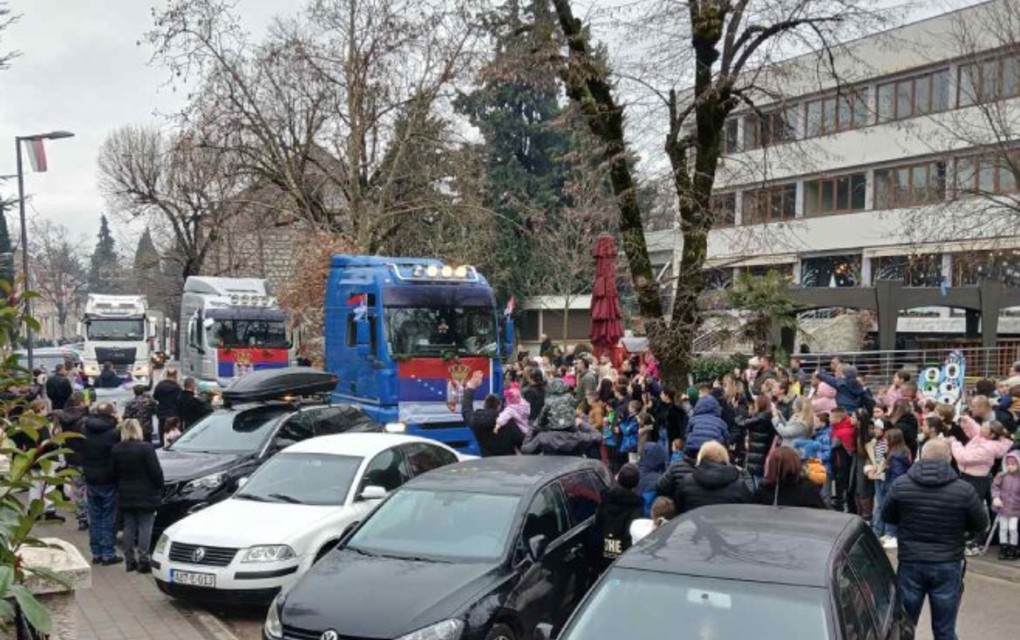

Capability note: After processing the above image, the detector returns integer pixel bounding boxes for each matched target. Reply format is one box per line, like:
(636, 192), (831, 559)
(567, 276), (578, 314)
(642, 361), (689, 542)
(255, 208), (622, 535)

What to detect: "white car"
(151, 433), (465, 605)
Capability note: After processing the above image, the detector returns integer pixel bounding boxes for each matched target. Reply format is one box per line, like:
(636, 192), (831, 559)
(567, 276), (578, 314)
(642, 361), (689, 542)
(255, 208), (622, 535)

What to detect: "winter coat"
(619, 415), (639, 454)
(56, 405), (89, 467)
(656, 455), (697, 499)
(111, 441), (164, 511)
(122, 395), (157, 442)
(992, 452), (1020, 518)
(831, 416), (855, 451)
(817, 371), (865, 413)
(737, 411), (775, 477)
(45, 374), (73, 410)
(886, 451), (911, 485)
(882, 460), (989, 563)
(895, 413), (920, 455)
(595, 485), (645, 567)
(796, 423), (833, 475)
(462, 387), (522, 457)
(575, 370), (597, 405)
(755, 478), (827, 509)
(522, 384), (546, 422)
(80, 414), (121, 486)
(97, 369), (122, 389)
(671, 461), (753, 515)
(178, 390), (212, 429)
(951, 416), (1014, 478)
(520, 424), (601, 456)
(684, 396), (729, 457)
(152, 379), (182, 419)
(773, 414), (812, 446)
(811, 381), (838, 415)
(535, 379), (574, 430)
(638, 443), (666, 513)
(497, 398), (531, 436)
(654, 401), (687, 444)
(751, 367), (778, 396)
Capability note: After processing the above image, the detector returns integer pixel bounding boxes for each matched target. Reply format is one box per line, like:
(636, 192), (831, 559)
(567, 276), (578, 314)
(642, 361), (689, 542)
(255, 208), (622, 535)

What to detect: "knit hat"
(617, 463), (640, 490)
(686, 386), (699, 405)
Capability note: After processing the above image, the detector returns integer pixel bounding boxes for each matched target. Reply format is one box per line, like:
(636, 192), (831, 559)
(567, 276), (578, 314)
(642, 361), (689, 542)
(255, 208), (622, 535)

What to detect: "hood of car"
(157, 448), (247, 483)
(165, 498), (338, 550)
(281, 549), (501, 637)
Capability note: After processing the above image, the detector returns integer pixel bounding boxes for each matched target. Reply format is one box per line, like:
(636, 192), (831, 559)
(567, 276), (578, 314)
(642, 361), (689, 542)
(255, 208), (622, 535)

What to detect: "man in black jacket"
(595, 464), (644, 571)
(122, 385), (157, 444)
(152, 367), (182, 446)
(462, 373), (522, 456)
(45, 363), (73, 410)
(80, 403), (123, 565)
(178, 377), (212, 428)
(882, 439), (988, 640)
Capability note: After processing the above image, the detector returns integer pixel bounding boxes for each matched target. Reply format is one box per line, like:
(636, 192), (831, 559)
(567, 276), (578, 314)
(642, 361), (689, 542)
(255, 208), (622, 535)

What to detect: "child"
(619, 400), (642, 463)
(629, 496), (678, 544)
(992, 451), (1020, 561)
(164, 416), (183, 447)
(670, 438), (685, 463)
(879, 427), (912, 550)
(595, 464), (644, 571)
(828, 407), (854, 513)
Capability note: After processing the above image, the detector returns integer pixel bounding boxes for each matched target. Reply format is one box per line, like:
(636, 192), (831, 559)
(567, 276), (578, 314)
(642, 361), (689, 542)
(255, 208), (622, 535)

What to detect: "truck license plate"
(171, 569), (216, 588)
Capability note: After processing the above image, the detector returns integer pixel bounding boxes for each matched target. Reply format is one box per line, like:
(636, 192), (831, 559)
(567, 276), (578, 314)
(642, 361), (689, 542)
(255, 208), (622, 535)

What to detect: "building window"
(745, 264), (795, 279)
(804, 173), (867, 216)
(873, 161), (947, 209)
(703, 268), (734, 290)
(801, 255), (860, 288)
(744, 106), (798, 150)
(872, 254), (943, 287)
(956, 154), (1020, 196)
(804, 87), (869, 138)
(742, 184), (797, 225)
(711, 192), (737, 227)
(877, 68), (950, 123)
(952, 249), (1020, 287)
(722, 119), (739, 154)
(959, 54), (1020, 106)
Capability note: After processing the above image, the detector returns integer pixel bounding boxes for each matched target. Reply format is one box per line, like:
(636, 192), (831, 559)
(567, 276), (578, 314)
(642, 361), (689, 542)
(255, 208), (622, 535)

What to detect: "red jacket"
(832, 416), (855, 451)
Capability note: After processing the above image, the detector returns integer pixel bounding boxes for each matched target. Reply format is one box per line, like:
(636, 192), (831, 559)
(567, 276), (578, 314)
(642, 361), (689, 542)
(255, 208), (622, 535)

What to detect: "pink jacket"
(811, 381), (837, 415)
(881, 386), (902, 410)
(497, 400), (531, 435)
(951, 416), (1015, 477)
(992, 452), (1020, 518)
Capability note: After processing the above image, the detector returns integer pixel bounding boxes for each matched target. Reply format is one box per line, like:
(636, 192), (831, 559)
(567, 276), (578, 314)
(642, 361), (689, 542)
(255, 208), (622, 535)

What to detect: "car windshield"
(347, 489), (519, 561)
(169, 406), (291, 453)
(208, 319), (289, 349)
(236, 453), (363, 505)
(559, 569), (829, 640)
(384, 307), (496, 357)
(86, 319), (145, 341)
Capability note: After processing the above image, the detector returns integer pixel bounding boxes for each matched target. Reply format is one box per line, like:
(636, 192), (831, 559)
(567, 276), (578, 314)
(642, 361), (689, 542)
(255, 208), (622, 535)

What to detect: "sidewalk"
(38, 516), (238, 640)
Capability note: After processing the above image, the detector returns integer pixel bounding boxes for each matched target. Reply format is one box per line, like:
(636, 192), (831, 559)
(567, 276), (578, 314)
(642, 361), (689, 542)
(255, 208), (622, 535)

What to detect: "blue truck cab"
(324, 255), (514, 454)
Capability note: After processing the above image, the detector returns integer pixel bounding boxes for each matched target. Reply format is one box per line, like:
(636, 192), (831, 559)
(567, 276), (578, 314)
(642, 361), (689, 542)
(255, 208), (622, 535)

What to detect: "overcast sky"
(0, 0), (986, 253)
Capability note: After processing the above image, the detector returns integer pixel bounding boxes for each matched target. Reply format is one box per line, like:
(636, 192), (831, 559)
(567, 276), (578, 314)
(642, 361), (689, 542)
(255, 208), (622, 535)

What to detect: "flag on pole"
(504, 296), (516, 318)
(23, 139), (48, 173)
(347, 293), (368, 321)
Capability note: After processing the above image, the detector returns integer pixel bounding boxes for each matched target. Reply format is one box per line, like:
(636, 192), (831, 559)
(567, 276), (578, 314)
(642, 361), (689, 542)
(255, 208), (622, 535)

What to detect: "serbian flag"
(347, 293), (367, 307)
(504, 296), (516, 318)
(24, 139), (48, 172)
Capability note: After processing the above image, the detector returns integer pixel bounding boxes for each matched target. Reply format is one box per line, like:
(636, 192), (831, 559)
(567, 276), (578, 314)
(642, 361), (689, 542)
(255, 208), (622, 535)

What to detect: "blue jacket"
(620, 416), (639, 453)
(817, 371), (865, 413)
(886, 451), (911, 485)
(802, 424), (833, 475)
(684, 396), (729, 456)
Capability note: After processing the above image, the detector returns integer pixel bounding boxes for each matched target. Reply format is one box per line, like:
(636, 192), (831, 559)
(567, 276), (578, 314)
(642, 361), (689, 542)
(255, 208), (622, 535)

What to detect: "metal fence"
(789, 344), (1020, 385)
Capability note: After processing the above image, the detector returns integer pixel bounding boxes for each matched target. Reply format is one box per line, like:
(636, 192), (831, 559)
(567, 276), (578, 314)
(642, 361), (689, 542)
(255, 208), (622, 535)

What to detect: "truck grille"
(94, 346), (137, 368)
(168, 542), (238, 567)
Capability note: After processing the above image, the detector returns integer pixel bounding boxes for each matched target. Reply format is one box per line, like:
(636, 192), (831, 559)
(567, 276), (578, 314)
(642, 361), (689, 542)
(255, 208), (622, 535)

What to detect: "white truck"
(81, 294), (154, 387)
(180, 277), (294, 389)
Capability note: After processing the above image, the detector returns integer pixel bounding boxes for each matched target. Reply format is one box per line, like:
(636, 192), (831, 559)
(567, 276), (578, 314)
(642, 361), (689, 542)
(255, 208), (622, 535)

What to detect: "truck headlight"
(133, 363), (150, 376)
(184, 472), (224, 492)
(264, 597), (283, 639)
(384, 422), (406, 433)
(240, 545), (295, 563)
(85, 364), (100, 376)
(396, 619), (465, 640)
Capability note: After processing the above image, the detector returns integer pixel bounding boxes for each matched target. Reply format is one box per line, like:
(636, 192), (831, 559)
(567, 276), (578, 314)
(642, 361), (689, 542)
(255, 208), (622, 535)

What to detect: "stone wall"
(206, 219), (310, 295)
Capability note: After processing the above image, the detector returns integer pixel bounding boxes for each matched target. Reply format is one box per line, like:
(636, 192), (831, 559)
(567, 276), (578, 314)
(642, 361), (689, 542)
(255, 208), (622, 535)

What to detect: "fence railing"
(788, 344), (1020, 385)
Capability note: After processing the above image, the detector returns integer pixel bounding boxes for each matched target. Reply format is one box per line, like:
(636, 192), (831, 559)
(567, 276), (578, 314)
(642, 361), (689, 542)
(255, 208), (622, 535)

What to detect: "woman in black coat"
(672, 442), (753, 514)
(111, 418), (164, 573)
(736, 395), (775, 478)
(755, 446), (827, 509)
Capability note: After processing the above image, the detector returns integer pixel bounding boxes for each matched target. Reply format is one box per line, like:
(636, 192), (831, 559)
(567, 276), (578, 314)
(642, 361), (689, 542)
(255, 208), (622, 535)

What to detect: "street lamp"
(16, 130), (74, 371)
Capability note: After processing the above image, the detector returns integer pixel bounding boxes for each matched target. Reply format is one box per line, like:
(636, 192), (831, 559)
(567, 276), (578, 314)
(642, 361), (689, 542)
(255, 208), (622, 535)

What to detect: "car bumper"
(151, 557), (302, 606)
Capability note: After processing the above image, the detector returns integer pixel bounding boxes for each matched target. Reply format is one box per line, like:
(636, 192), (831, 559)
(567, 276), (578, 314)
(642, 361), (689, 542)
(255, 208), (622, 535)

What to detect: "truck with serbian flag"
(325, 255), (514, 455)
(179, 277), (294, 390)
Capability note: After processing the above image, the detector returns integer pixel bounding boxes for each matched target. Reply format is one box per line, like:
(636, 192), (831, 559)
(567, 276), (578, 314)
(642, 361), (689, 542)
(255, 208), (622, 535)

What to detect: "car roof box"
(221, 367), (338, 405)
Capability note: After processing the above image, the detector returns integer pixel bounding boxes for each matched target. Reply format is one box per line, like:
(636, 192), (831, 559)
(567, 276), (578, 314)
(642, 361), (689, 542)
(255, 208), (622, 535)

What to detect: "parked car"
(15, 347), (82, 372)
(152, 433), (463, 606)
(264, 456), (610, 640)
(537, 504), (913, 640)
(155, 369), (381, 538)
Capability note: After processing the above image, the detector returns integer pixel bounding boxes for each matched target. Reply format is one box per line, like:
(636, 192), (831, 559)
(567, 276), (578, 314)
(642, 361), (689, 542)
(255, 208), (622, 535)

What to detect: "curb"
(964, 557), (1020, 584)
(172, 603), (242, 640)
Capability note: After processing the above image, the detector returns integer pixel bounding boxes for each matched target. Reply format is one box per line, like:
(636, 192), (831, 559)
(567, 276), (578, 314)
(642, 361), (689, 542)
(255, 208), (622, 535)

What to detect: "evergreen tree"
(454, 0), (573, 299)
(88, 214), (120, 293)
(0, 205), (13, 286)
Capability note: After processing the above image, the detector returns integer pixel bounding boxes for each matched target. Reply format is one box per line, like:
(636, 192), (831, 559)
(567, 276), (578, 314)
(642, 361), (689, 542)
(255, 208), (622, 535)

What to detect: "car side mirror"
(534, 623), (555, 640)
(359, 485), (387, 501)
(528, 534), (548, 562)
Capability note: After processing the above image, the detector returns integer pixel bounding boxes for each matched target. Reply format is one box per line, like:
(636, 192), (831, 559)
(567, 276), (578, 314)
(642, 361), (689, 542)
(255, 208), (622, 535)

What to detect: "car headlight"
(154, 534), (169, 556)
(396, 619), (465, 640)
(264, 598), (283, 639)
(384, 421), (407, 433)
(240, 545), (296, 563)
(184, 473), (224, 492)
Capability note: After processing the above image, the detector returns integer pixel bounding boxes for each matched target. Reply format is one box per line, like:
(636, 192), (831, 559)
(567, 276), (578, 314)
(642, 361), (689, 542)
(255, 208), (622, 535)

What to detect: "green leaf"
(0, 597), (15, 623)
(9, 584), (52, 633)
(25, 565), (70, 590)
(0, 565), (14, 595)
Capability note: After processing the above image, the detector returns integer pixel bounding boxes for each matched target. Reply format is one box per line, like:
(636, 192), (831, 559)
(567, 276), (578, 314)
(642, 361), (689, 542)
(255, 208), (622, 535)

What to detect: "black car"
(539, 504), (914, 640)
(156, 372), (381, 537)
(264, 456), (610, 640)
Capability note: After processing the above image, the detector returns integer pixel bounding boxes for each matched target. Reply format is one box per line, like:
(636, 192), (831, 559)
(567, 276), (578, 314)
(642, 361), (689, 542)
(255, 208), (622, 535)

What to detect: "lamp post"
(16, 130), (74, 371)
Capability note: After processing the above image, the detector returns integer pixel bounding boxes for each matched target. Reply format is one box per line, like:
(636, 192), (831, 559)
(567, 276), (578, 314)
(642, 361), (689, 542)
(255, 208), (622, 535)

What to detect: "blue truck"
(324, 255), (514, 454)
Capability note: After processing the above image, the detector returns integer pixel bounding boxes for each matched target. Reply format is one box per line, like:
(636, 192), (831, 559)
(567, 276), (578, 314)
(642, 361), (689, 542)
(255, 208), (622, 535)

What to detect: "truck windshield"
(384, 307), (496, 356)
(208, 320), (289, 349)
(86, 319), (145, 341)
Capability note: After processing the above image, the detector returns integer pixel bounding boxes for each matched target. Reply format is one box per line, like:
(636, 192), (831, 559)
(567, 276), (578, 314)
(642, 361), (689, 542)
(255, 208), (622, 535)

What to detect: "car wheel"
(484, 623), (516, 640)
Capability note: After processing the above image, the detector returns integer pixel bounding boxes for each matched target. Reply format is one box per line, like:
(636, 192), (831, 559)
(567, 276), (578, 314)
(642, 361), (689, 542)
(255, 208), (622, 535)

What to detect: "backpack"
(804, 458), (827, 486)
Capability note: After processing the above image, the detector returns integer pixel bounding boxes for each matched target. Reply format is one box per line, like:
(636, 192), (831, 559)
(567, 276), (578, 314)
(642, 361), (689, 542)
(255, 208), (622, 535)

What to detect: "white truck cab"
(81, 294), (153, 386)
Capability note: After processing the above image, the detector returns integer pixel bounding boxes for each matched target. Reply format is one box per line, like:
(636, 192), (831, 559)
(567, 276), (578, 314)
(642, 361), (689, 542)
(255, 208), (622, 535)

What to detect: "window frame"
(873, 160), (947, 209)
(743, 107), (797, 150)
(803, 86), (870, 138)
(958, 53), (1020, 107)
(803, 172), (867, 216)
(955, 153), (1020, 197)
(710, 192), (737, 227)
(876, 67), (950, 123)
(742, 183), (797, 225)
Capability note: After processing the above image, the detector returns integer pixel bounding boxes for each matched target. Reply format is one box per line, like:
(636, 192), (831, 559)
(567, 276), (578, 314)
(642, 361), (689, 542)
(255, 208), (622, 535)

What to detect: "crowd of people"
(484, 342), (1020, 640)
(6, 365), (211, 572)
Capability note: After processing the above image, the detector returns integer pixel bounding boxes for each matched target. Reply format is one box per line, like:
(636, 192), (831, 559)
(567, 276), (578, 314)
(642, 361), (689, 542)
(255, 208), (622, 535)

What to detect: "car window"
(847, 535), (895, 632)
(560, 472), (602, 527)
(836, 561), (879, 640)
(236, 453), (363, 506)
(308, 406), (377, 436)
(522, 484), (569, 544)
(402, 442), (458, 477)
(277, 412), (314, 443)
(360, 448), (410, 492)
(170, 406), (290, 453)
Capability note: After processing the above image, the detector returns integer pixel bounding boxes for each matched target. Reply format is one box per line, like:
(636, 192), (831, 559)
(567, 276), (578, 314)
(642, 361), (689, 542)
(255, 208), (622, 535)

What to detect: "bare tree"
(29, 220), (87, 339)
(549, 0), (885, 384)
(0, 2), (19, 71)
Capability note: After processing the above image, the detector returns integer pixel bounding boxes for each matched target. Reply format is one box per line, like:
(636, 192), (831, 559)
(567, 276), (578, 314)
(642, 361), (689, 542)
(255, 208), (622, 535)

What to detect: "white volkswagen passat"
(151, 433), (464, 606)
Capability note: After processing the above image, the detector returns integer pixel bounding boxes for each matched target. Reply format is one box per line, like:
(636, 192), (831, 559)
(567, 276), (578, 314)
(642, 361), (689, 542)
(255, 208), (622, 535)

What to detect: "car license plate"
(171, 569), (215, 588)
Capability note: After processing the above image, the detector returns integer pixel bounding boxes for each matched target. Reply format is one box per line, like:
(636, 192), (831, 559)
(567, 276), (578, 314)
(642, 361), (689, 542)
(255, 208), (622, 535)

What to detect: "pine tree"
(0, 205), (13, 286)
(88, 214), (119, 293)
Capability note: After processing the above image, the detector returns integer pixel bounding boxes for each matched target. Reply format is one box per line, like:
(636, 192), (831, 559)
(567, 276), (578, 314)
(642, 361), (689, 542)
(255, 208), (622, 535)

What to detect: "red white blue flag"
(24, 139), (48, 172)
